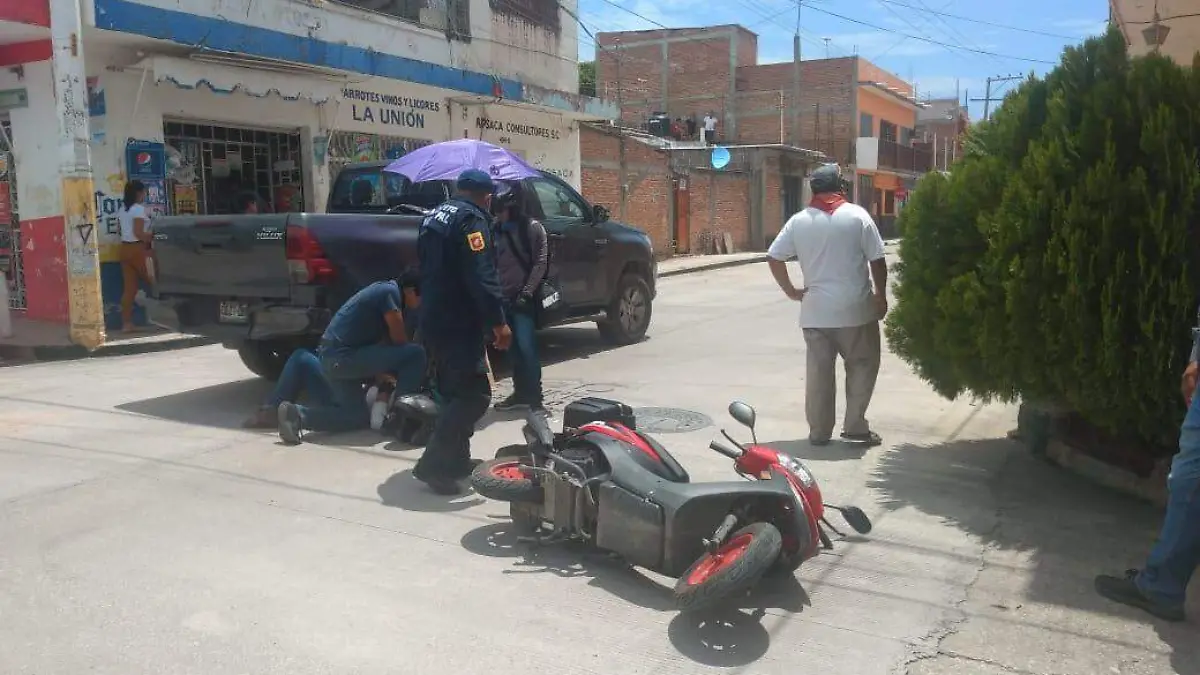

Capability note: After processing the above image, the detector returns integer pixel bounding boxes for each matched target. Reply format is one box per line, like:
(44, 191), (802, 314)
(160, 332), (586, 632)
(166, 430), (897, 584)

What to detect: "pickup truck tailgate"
(152, 214), (292, 298)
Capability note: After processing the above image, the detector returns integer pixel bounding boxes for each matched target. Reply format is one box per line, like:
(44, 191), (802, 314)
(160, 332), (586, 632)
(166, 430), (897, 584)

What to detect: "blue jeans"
(296, 342), (427, 433)
(264, 349), (334, 409)
(1136, 385), (1200, 606)
(507, 305), (542, 402)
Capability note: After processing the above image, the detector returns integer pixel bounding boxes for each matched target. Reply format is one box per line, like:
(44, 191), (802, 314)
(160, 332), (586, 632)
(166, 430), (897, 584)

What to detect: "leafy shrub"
(886, 29), (1200, 452)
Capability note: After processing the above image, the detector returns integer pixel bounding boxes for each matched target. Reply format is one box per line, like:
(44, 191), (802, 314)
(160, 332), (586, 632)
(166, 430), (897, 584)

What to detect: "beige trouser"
(802, 322), (881, 441)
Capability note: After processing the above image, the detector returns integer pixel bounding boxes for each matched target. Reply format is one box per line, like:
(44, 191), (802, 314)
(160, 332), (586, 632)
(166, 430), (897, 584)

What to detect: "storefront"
(162, 121), (307, 216)
(85, 50), (329, 328)
(449, 100), (580, 189)
(320, 82), (451, 181)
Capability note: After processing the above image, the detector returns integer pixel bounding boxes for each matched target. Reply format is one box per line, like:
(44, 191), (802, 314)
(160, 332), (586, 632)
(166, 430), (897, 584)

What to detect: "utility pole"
(791, 0), (802, 146)
(970, 74), (1021, 121)
(612, 38), (627, 221)
(823, 37), (830, 59)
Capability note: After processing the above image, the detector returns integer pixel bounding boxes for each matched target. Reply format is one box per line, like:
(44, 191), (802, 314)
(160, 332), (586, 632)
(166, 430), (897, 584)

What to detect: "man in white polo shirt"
(766, 164), (888, 447)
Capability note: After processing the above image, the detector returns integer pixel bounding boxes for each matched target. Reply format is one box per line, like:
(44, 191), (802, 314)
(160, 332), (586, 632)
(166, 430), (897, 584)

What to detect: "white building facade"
(0, 0), (613, 343)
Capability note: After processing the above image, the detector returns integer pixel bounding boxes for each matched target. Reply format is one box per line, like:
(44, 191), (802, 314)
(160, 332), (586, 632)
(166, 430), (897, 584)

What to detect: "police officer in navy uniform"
(413, 169), (512, 494)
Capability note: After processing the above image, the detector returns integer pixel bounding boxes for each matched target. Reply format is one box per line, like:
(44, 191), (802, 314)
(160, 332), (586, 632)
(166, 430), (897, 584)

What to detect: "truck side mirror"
(593, 205), (610, 223)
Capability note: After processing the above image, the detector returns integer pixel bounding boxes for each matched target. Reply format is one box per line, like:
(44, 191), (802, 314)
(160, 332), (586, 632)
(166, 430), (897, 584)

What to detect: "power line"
(906, 0), (1011, 73)
(798, 1), (1056, 64)
(878, 0), (1080, 40)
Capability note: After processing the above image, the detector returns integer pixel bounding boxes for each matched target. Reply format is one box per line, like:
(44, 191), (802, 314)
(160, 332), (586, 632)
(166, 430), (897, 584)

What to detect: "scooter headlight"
(777, 453), (815, 488)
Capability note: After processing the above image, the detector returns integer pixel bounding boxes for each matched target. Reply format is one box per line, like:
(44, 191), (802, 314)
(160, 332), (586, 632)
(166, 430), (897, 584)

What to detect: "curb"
(0, 334), (218, 363)
(658, 254), (768, 278)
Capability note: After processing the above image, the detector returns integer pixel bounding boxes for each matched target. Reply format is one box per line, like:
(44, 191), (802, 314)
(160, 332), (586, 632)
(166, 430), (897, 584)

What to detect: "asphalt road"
(0, 263), (1195, 674)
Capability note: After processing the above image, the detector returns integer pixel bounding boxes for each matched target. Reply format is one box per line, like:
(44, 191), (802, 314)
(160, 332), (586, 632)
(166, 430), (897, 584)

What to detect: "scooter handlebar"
(709, 440), (743, 460)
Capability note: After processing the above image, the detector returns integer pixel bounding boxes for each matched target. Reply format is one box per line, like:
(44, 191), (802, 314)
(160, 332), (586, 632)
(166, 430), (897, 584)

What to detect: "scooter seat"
(637, 431), (691, 483)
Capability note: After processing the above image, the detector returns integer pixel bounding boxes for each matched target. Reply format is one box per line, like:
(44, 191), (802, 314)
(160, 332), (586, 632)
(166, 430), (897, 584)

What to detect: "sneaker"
(494, 395), (531, 412)
(1095, 570), (1186, 622)
(277, 402), (303, 445)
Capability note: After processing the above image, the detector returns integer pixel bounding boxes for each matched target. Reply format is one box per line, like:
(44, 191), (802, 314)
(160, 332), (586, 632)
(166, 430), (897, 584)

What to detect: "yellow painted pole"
(50, 0), (104, 350)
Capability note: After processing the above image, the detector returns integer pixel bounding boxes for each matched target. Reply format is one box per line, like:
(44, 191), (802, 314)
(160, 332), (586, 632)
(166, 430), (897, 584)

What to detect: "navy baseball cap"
(810, 164), (842, 193)
(456, 169), (496, 193)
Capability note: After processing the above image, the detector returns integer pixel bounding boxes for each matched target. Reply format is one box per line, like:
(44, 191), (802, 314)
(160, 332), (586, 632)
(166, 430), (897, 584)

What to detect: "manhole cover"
(633, 407), (714, 433)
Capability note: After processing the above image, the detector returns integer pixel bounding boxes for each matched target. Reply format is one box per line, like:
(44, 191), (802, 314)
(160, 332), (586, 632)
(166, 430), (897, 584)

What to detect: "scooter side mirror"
(728, 401), (757, 430)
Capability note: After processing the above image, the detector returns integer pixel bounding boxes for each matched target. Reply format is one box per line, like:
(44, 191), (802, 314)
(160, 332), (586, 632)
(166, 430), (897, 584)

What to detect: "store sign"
(476, 117), (561, 141)
(342, 87), (441, 131)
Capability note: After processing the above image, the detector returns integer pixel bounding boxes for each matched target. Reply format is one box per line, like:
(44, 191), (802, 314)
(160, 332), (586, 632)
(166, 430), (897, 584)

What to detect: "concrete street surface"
(0, 261), (1195, 675)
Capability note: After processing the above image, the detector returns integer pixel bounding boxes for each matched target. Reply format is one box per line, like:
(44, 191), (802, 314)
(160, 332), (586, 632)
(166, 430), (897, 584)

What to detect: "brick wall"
(734, 58), (856, 160)
(580, 125), (672, 253)
(581, 125), (806, 256)
(595, 26), (757, 133)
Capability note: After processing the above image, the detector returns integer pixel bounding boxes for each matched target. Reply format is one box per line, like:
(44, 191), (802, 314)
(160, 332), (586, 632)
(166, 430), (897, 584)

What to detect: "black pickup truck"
(147, 162), (657, 380)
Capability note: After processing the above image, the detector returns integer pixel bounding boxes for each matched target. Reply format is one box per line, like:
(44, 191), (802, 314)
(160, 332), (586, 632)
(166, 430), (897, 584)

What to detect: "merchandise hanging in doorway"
(163, 121), (305, 215)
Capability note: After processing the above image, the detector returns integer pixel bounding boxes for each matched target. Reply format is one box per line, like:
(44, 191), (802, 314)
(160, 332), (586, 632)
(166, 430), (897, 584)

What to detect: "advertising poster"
(143, 179), (168, 220)
(172, 184), (198, 215)
(0, 181), (11, 226)
(125, 140), (165, 181)
(87, 76), (106, 144)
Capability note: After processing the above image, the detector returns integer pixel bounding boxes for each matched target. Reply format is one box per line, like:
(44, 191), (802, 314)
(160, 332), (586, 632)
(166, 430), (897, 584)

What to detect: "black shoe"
(412, 465), (464, 496)
(494, 395), (531, 412)
(1095, 570), (1186, 622)
(841, 431), (883, 447)
(277, 402), (303, 445)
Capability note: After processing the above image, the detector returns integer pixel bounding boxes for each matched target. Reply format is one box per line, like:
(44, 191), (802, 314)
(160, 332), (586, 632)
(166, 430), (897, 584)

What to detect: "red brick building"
(581, 124), (820, 256)
(592, 25), (935, 238)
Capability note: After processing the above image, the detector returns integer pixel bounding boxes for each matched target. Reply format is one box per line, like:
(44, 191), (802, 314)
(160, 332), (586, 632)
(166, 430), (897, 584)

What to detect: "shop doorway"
(0, 118), (23, 310)
(163, 121), (306, 215)
(672, 175), (690, 254)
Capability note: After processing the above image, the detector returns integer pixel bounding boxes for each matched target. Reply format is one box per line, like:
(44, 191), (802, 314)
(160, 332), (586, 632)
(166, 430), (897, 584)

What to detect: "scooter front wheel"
(470, 458), (543, 503)
(673, 521), (782, 613)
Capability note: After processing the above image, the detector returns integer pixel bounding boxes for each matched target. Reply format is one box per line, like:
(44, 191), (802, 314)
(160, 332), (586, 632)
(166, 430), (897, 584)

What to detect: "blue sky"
(575, 0), (1108, 120)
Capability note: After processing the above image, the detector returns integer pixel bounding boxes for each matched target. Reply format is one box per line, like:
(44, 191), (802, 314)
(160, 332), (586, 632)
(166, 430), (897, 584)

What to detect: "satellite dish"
(711, 147), (731, 170)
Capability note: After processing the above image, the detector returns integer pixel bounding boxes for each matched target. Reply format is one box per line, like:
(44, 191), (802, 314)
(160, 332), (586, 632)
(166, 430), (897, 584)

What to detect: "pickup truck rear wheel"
(598, 273), (652, 345)
(237, 341), (293, 381)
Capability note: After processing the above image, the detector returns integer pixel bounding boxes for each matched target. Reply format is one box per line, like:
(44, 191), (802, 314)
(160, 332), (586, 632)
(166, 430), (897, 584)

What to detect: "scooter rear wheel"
(470, 458), (543, 503)
(673, 522), (782, 613)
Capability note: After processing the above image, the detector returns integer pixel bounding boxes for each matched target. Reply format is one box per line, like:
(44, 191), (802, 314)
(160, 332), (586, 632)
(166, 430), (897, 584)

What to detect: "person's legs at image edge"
(1095, 388), (1200, 621)
(838, 322), (883, 445)
(415, 354), (491, 493)
(803, 328), (838, 445)
(497, 310), (542, 410)
(280, 375), (369, 443)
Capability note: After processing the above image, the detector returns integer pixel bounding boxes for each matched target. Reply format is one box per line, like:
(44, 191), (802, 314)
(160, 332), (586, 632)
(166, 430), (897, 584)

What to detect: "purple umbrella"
(383, 139), (543, 183)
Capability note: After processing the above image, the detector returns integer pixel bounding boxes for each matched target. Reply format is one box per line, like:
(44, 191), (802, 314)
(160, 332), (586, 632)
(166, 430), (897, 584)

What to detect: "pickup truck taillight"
(286, 225), (335, 284)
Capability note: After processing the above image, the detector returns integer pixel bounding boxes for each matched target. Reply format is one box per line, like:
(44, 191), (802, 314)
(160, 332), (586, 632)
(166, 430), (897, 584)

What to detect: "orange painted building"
(853, 60), (926, 235)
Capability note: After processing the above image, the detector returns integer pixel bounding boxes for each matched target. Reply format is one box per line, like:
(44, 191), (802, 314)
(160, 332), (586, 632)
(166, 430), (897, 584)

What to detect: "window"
(900, 127), (913, 146)
(884, 189), (896, 215)
(332, 0), (472, 40)
(327, 167), (442, 211)
(530, 178), (587, 229)
(879, 121), (898, 143)
(859, 112), (874, 137)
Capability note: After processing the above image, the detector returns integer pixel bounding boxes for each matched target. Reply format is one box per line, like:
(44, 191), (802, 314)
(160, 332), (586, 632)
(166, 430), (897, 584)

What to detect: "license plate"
(219, 301), (248, 324)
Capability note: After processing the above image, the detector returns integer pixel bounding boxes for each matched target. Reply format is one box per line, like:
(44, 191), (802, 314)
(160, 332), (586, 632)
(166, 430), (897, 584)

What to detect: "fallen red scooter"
(469, 397), (872, 612)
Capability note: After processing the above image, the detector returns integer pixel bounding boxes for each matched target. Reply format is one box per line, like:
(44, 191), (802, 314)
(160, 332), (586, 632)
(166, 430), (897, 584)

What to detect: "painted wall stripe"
(93, 0), (526, 102)
(0, 40), (52, 67)
(0, 0), (51, 28)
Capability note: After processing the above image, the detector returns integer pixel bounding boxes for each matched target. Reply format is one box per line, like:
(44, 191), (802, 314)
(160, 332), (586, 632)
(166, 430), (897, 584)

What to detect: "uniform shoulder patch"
(467, 230), (486, 252)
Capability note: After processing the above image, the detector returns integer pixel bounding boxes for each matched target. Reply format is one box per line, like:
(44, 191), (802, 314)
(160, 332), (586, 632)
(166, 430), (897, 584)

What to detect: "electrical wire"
(797, 1), (1056, 64)
(876, 0), (1081, 39)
